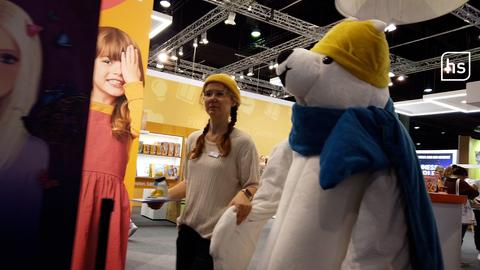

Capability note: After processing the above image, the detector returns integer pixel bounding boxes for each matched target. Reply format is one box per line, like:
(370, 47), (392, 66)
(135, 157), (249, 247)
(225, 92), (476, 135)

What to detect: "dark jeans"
(475, 210), (480, 251)
(176, 224), (213, 270)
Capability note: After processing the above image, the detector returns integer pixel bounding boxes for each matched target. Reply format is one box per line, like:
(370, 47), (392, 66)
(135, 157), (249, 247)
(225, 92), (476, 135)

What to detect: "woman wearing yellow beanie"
(150, 73), (260, 270)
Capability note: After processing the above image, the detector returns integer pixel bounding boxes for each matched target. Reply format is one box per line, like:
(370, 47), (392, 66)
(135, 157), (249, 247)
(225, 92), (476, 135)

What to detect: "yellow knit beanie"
(310, 20), (390, 88)
(203, 73), (241, 103)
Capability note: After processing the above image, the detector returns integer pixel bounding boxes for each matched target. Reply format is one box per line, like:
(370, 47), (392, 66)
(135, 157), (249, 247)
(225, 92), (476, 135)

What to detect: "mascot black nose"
(277, 49), (293, 64)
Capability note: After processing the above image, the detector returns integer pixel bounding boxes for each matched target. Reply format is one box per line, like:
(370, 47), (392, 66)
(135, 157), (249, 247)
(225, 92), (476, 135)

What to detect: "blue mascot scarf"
(289, 99), (443, 270)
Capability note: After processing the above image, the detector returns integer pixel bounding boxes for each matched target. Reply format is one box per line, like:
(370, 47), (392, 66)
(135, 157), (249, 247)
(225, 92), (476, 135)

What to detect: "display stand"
(135, 130), (183, 223)
(429, 192), (466, 270)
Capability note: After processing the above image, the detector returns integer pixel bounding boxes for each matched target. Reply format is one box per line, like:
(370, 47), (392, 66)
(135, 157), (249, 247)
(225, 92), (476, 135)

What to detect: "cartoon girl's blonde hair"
(95, 26), (144, 139)
(0, 0), (42, 169)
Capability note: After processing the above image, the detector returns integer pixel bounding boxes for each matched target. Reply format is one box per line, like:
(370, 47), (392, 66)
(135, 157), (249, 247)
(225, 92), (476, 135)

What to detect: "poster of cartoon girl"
(71, 26), (144, 270)
(0, 0), (49, 264)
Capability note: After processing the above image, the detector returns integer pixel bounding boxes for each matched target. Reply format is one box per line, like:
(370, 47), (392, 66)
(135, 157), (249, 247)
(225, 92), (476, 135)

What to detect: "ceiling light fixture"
(239, 72), (244, 79)
(251, 27), (261, 38)
(170, 52), (178, 61)
(247, 67), (254, 76)
(193, 37), (198, 48)
(461, 100), (467, 104)
(231, 75), (236, 80)
(474, 125), (480, 133)
(388, 82), (393, 86)
(416, 142), (421, 146)
(159, 0), (171, 8)
(414, 126), (420, 130)
(384, 23), (397, 32)
(200, 32), (208, 44)
(178, 46), (183, 56)
(441, 131), (446, 135)
(248, 5), (252, 11)
(224, 12), (236, 25)
(424, 88), (433, 93)
(158, 51), (168, 62)
(268, 61), (275, 70)
(397, 75), (405, 81)
(149, 11), (172, 39)
(388, 71), (395, 77)
(269, 77), (282, 87)
(156, 63), (164, 69)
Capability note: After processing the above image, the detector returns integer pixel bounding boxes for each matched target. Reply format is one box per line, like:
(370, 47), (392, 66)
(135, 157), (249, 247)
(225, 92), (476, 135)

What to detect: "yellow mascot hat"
(310, 20), (390, 88)
(203, 73), (241, 103)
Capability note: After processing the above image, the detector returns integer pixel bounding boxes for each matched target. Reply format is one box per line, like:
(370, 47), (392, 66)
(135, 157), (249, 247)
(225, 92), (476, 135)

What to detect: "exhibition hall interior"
(2, 0), (480, 270)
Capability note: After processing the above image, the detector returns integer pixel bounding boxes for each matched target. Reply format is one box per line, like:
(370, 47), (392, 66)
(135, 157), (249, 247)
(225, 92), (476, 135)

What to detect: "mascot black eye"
(322, 57), (333, 64)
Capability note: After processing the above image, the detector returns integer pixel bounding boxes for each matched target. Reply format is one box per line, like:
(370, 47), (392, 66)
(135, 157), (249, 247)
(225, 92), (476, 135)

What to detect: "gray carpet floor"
(126, 207), (480, 270)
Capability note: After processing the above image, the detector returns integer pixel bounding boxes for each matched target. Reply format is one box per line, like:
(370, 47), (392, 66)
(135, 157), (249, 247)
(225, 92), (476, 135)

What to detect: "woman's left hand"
(121, 45), (141, 84)
(229, 191), (252, 225)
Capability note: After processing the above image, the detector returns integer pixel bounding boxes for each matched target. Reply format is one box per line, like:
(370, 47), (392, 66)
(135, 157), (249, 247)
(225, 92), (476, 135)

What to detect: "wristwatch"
(241, 188), (254, 201)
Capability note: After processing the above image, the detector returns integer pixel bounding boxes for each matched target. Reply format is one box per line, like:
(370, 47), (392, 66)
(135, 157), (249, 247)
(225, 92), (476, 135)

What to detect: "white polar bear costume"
(210, 20), (443, 270)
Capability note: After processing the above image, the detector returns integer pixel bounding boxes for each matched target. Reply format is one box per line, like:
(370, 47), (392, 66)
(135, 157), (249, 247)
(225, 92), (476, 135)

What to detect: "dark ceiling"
(150, 0), (480, 150)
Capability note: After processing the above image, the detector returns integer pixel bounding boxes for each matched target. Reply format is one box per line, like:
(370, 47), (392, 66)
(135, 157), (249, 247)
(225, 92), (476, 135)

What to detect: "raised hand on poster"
(121, 44), (141, 84)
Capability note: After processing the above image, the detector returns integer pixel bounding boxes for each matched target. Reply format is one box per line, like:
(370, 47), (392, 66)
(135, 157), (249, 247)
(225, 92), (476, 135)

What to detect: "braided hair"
(189, 84), (239, 159)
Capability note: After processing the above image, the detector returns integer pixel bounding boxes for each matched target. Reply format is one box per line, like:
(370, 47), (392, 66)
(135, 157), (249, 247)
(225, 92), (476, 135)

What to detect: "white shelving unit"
(137, 131), (183, 221)
(136, 131), (183, 178)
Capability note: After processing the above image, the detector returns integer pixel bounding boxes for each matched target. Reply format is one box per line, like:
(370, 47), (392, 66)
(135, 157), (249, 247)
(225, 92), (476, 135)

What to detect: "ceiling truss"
(149, 1), (480, 98)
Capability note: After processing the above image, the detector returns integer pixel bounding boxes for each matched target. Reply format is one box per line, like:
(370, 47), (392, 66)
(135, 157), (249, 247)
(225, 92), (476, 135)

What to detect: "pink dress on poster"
(71, 82), (143, 270)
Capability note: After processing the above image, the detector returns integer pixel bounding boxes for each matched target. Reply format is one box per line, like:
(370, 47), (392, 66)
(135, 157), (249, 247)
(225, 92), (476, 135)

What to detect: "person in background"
(129, 218), (138, 238)
(465, 173), (480, 261)
(71, 27), (144, 270)
(0, 1), (49, 267)
(434, 165), (446, 192)
(150, 73), (260, 270)
(445, 165), (478, 246)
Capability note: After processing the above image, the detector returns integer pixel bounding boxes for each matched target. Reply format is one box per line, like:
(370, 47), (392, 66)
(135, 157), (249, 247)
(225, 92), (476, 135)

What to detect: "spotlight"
(414, 126), (420, 130)
(416, 142), (421, 146)
(160, 0), (171, 8)
(247, 67), (254, 76)
(158, 51), (168, 62)
(251, 27), (261, 38)
(178, 46), (184, 56)
(231, 75), (236, 80)
(200, 32), (208, 44)
(388, 72), (395, 77)
(384, 23), (396, 32)
(170, 52), (178, 61)
(193, 37), (198, 48)
(441, 131), (446, 135)
(248, 5), (252, 11)
(388, 82), (393, 86)
(239, 72), (244, 79)
(396, 75), (405, 81)
(156, 63), (164, 69)
(224, 12), (236, 25)
(268, 61), (275, 70)
(424, 88), (433, 93)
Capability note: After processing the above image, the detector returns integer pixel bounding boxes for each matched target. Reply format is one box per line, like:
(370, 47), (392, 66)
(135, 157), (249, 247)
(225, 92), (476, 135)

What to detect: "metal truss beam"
(155, 59), (284, 96)
(391, 47), (480, 75)
(219, 35), (314, 73)
(148, 7), (228, 64)
(451, 3), (480, 29)
(203, 0), (325, 40)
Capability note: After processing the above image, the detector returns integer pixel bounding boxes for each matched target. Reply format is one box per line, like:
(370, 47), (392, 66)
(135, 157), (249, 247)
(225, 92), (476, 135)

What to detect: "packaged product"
(168, 142), (175, 156)
(174, 143), (181, 157)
